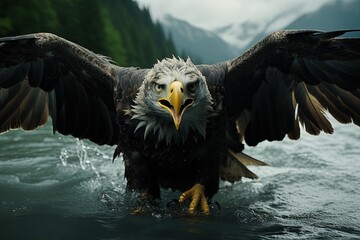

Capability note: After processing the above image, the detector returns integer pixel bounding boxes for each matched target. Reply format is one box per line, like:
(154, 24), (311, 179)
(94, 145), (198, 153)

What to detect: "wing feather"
(0, 33), (119, 145)
(224, 30), (360, 146)
(0, 81), (49, 132)
(307, 85), (352, 124)
(294, 82), (333, 135)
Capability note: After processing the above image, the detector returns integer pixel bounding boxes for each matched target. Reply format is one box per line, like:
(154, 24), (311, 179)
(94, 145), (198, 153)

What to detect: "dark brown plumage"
(0, 30), (359, 214)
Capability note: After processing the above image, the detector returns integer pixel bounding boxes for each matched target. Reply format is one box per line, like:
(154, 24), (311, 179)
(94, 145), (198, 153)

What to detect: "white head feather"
(131, 56), (214, 145)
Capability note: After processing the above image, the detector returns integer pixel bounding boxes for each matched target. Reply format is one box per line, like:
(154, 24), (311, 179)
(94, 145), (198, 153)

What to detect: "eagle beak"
(157, 81), (194, 130)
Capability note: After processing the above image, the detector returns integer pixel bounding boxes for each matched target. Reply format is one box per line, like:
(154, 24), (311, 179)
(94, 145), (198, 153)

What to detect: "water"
(0, 121), (359, 239)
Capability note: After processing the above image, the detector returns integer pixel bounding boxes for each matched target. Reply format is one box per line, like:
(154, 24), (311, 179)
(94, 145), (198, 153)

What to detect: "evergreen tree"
(0, 0), (177, 67)
(0, 0), (58, 35)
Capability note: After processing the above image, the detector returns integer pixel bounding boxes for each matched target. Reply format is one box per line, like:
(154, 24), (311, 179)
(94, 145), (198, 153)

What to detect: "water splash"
(75, 138), (101, 178)
(76, 138), (88, 170)
(59, 148), (69, 166)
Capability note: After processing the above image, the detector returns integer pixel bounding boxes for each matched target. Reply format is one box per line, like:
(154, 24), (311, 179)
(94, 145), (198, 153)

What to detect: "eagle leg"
(124, 151), (160, 214)
(179, 183), (210, 214)
(131, 191), (160, 215)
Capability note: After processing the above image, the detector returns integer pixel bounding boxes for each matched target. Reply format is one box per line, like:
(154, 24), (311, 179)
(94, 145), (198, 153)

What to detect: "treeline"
(0, 0), (178, 67)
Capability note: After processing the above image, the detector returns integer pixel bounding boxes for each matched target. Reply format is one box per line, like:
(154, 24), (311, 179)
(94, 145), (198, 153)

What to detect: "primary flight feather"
(0, 30), (359, 214)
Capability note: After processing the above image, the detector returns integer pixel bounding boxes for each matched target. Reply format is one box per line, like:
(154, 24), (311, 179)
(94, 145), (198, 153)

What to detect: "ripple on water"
(0, 122), (360, 239)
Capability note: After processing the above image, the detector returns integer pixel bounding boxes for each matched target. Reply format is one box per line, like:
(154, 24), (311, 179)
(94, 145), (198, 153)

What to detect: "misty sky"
(134, 0), (337, 31)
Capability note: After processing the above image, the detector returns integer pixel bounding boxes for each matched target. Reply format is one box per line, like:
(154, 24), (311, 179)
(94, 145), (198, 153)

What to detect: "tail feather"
(220, 149), (269, 183)
(228, 149), (269, 166)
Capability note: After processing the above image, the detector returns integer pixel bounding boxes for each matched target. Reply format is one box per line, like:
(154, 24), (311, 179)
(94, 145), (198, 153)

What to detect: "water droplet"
(59, 148), (68, 166)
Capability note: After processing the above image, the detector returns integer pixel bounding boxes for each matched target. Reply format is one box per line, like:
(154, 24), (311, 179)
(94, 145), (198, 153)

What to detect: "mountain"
(287, 0), (360, 31)
(158, 0), (359, 63)
(241, 0), (360, 53)
(215, 21), (261, 52)
(161, 15), (238, 64)
(213, 6), (313, 51)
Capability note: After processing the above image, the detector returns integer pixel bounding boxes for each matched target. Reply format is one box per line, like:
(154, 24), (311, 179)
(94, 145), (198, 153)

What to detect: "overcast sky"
(134, 0), (335, 31)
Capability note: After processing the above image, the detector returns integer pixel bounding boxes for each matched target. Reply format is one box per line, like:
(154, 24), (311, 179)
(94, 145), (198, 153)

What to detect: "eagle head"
(131, 57), (213, 144)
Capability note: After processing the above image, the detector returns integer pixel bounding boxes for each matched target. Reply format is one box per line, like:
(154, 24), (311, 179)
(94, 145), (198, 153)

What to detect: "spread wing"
(224, 30), (360, 146)
(0, 33), (120, 145)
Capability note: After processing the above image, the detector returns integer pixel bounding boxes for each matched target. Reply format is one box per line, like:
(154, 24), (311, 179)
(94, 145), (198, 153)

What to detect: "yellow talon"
(131, 207), (144, 215)
(179, 183), (210, 214)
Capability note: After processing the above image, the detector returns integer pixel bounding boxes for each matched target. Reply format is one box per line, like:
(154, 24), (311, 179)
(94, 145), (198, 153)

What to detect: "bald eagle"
(1, 30), (360, 214)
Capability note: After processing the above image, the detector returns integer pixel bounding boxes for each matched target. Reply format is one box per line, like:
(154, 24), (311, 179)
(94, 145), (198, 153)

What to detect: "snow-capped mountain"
(241, 0), (360, 54)
(161, 15), (238, 64)
(215, 21), (261, 51)
(160, 0), (359, 63)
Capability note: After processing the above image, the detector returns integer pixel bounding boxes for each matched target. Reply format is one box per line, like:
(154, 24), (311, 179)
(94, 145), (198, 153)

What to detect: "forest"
(0, 0), (178, 68)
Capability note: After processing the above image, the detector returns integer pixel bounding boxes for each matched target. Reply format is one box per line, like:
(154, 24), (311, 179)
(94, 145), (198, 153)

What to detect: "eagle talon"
(179, 183), (210, 215)
(131, 192), (160, 215)
(131, 207), (145, 215)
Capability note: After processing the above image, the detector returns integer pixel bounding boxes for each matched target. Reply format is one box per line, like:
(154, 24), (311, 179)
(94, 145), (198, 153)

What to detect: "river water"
(0, 120), (359, 239)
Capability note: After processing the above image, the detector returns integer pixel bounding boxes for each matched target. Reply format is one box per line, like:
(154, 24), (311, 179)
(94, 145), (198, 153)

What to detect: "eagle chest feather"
(116, 80), (225, 156)
(115, 78), (226, 194)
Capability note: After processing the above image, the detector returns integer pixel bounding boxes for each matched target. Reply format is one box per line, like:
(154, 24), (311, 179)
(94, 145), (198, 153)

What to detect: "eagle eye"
(187, 80), (199, 95)
(153, 83), (165, 93)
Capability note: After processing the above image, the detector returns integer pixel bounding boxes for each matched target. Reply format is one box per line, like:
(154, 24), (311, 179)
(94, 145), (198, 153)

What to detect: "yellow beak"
(157, 81), (194, 130)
